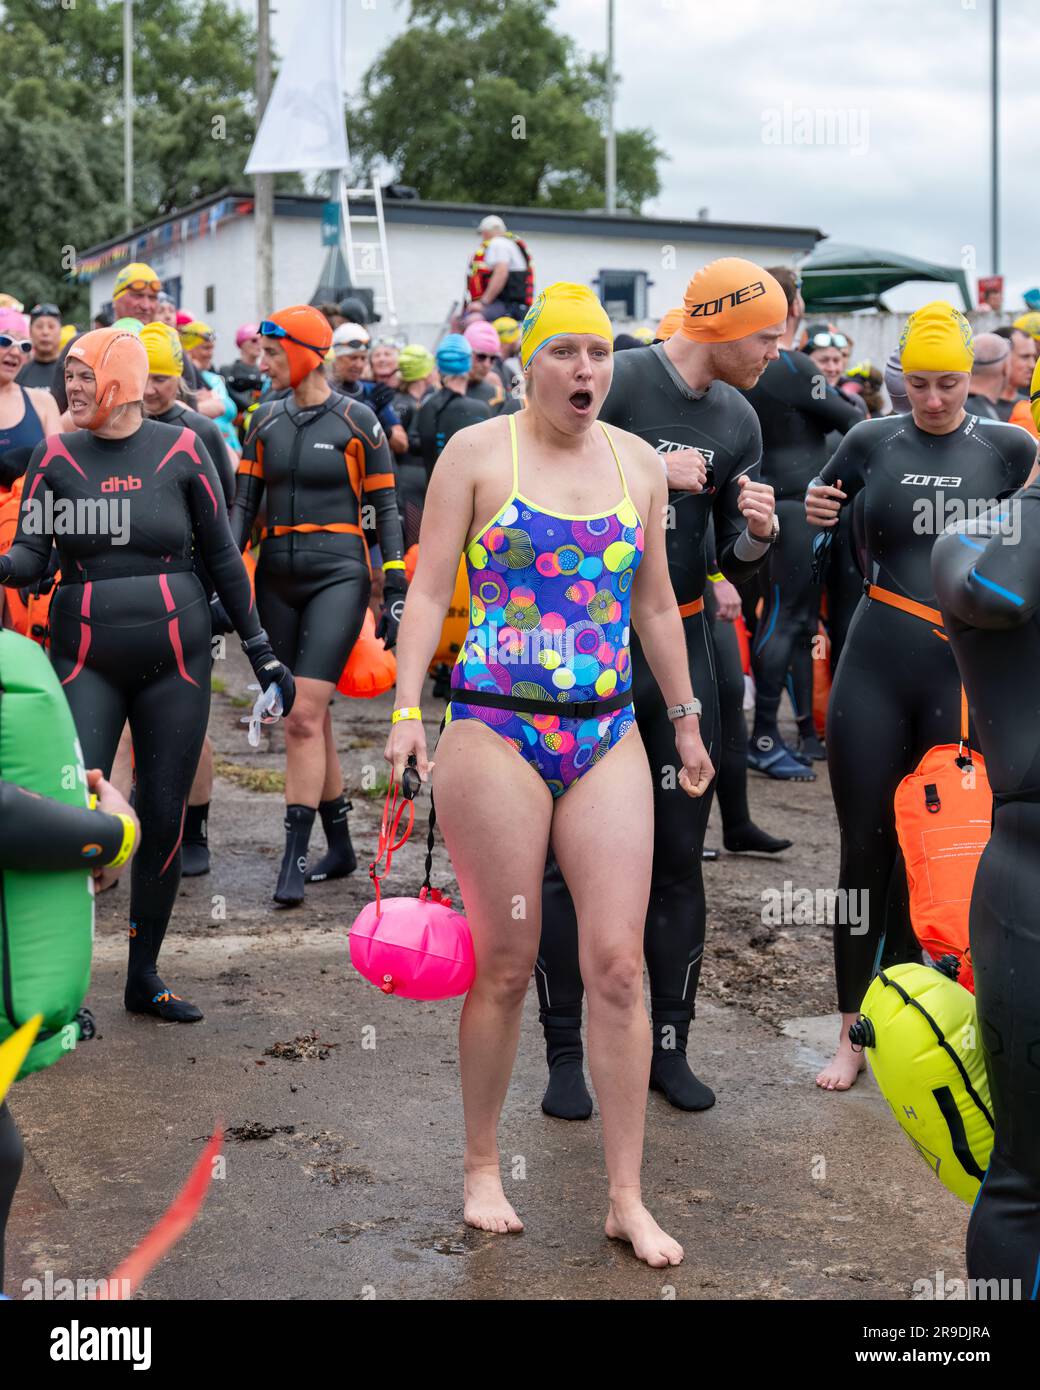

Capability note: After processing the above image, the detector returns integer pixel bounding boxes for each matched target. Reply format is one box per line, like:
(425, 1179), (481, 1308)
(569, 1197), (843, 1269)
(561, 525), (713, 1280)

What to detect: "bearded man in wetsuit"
(536, 259), (783, 1118)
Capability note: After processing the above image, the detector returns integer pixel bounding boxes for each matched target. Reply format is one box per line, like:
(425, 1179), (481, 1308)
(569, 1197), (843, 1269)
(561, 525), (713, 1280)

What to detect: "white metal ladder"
(338, 175), (398, 330)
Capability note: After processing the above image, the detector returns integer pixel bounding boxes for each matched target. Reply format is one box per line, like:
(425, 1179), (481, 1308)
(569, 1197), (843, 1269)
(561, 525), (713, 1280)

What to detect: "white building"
(79, 187), (823, 355)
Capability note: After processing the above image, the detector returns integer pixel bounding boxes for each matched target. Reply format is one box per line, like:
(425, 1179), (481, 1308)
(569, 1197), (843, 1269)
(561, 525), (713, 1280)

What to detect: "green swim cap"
(398, 343), (434, 382)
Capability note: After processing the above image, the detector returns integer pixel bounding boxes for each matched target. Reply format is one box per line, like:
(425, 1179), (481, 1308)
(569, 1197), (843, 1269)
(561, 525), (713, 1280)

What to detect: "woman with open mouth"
(384, 282), (714, 1267)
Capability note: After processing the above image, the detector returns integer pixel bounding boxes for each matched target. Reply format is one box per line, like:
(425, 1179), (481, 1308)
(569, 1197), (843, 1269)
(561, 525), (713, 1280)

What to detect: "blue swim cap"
(1024, 288), (1040, 313)
(436, 333), (472, 376)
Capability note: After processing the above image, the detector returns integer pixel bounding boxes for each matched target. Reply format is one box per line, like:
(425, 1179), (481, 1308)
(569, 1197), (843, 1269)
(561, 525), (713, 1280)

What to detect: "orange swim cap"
(66, 326), (149, 430)
(261, 305), (334, 386)
(678, 259), (788, 344)
(655, 307), (684, 341)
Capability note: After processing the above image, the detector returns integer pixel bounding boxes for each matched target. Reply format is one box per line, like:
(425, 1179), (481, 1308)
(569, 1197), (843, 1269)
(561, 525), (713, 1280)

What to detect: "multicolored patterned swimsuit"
(447, 413), (644, 797)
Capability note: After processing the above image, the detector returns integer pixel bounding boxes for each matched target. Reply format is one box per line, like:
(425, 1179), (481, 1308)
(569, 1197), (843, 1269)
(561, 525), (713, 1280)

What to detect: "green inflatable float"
(0, 630), (94, 1080)
(850, 961), (994, 1204)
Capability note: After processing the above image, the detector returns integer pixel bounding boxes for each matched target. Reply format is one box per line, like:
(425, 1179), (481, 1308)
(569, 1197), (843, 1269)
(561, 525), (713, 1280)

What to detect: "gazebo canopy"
(799, 243), (973, 313)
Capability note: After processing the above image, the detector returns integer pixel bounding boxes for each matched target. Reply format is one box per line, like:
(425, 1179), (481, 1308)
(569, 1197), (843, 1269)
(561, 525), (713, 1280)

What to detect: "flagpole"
(991, 0), (999, 275)
(605, 0), (616, 215)
(255, 0), (274, 317)
(123, 0), (134, 230)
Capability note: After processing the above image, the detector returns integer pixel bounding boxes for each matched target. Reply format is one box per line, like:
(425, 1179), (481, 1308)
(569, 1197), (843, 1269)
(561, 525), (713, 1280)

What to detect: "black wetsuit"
(151, 402), (234, 503)
(393, 387), (433, 549)
(335, 379), (401, 438)
(467, 376), (504, 413)
(415, 389), (490, 479)
(813, 414), (1033, 1014)
(231, 389), (404, 902)
(0, 778), (126, 1290)
(0, 420), (269, 1021)
(231, 389), (404, 683)
(743, 350), (860, 754)
(15, 358), (59, 392)
(537, 342), (774, 1112)
(218, 359), (264, 421)
(965, 393), (1002, 422)
(932, 479), (1040, 1292)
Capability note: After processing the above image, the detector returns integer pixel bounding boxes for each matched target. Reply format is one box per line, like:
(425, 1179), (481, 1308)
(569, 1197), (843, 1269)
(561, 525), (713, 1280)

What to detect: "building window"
(162, 276), (182, 308)
(205, 285), (215, 314)
(595, 270), (649, 321)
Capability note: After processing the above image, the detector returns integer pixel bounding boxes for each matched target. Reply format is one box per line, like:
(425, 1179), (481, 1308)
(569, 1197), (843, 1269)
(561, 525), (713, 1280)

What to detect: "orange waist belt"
(867, 583), (969, 744)
(263, 523), (365, 538)
(678, 597), (705, 619)
(866, 583), (942, 629)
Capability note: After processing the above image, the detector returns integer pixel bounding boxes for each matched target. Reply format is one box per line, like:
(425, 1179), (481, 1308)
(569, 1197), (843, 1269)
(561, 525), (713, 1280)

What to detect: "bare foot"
(463, 1164), (524, 1234)
(816, 1035), (866, 1091)
(605, 1195), (683, 1268)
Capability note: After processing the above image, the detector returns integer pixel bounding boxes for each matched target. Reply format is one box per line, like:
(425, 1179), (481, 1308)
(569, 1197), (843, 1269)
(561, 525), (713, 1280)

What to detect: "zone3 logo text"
(900, 474), (963, 488)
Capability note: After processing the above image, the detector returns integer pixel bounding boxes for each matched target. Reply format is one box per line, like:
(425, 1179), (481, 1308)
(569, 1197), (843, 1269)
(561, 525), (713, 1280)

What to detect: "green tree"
(350, 0), (664, 212)
(0, 0), (288, 321)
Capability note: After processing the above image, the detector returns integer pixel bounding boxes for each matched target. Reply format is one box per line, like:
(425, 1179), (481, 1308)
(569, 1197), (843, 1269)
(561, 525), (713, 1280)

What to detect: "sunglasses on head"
(30, 303), (61, 320)
(808, 332), (848, 350)
(335, 340), (369, 354)
(119, 279), (161, 295)
(0, 335), (32, 353)
(187, 330), (216, 344)
(474, 353), (493, 363)
(259, 320), (329, 354)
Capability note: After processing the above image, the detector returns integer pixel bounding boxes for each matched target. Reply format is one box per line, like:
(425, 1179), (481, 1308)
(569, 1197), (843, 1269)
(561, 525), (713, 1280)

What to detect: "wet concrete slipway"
(7, 648), (967, 1302)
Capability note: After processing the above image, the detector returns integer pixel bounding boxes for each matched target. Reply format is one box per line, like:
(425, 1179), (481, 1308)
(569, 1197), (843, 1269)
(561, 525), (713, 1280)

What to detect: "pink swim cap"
(236, 322), (260, 348)
(0, 308), (30, 338)
(464, 319), (501, 357)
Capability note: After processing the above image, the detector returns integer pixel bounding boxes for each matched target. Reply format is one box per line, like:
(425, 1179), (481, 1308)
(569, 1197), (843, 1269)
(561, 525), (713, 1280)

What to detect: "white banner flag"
(246, 0), (349, 173)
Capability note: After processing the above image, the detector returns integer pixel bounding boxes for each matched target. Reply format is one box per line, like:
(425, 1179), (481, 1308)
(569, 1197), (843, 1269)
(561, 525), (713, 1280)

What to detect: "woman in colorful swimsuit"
(385, 283), (753, 1268)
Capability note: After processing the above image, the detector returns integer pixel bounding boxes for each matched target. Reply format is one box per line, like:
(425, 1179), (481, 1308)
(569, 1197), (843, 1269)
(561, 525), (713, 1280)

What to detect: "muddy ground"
(6, 647), (967, 1301)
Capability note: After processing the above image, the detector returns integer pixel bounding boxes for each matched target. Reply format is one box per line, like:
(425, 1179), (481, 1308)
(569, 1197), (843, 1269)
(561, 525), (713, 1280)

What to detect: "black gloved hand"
(375, 570), (407, 650)
(209, 592), (234, 635)
(0, 554), (12, 585)
(242, 631), (297, 716)
(368, 382), (396, 415)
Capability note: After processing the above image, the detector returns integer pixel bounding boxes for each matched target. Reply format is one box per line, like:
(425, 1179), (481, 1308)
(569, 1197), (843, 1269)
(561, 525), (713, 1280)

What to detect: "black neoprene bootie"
(540, 1012), (593, 1120)
(796, 716), (827, 762)
(649, 1002), (716, 1111)
(124, 917), (203, 1022)
(723, 821), (793, 854)
(304, 795), (357, 883)
(180, 802), (210, 877)
(273, 804), (316, 906)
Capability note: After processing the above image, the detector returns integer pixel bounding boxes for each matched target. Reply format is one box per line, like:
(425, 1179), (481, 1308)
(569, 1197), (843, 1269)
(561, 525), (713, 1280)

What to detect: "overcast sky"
(244, 0), (1038, 310)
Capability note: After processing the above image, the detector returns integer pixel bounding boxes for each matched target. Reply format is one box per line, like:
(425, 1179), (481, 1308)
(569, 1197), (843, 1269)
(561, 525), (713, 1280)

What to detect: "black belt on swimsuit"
(448, 685), (633, 721)
(61, 559), (196, 584)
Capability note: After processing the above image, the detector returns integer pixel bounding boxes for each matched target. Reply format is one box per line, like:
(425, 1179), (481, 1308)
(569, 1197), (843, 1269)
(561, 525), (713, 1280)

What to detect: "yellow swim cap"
(899, 301), (974, 373)
(179, 319), (215, 351)
(1013, 311), (1040, 342)
(58, 324), (78, 350)
(520, 283), (613, 368)
(113, 261), (161, 299)
(493, 315), (521, 348)
(1030, 356), (1040, 435)
(140, 321), (185, 377)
